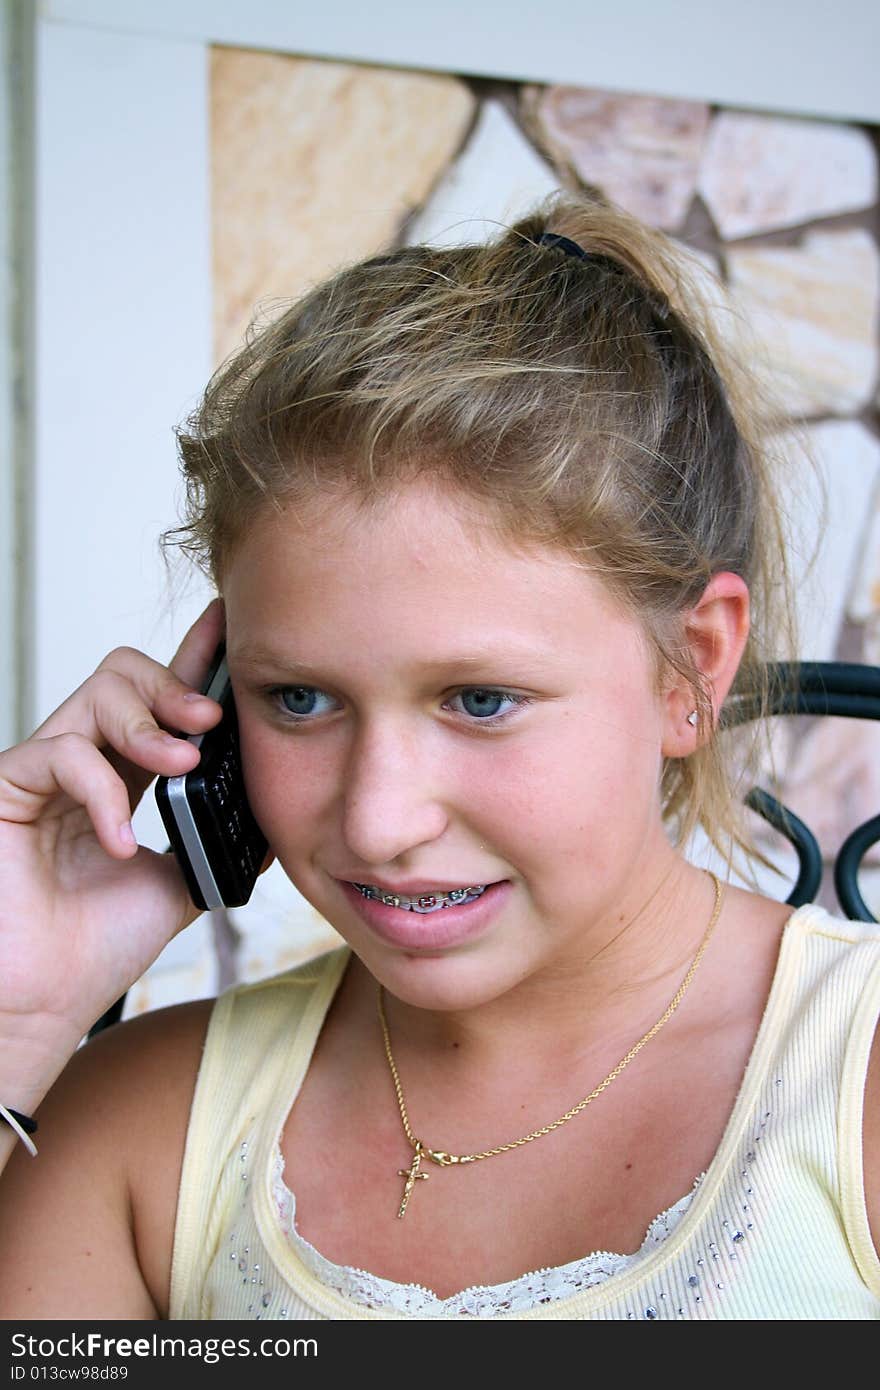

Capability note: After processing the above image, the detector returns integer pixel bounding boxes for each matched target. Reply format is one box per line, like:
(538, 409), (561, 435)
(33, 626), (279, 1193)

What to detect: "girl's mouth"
(350, 883), (488, 913)
(338, 879), (510, 951)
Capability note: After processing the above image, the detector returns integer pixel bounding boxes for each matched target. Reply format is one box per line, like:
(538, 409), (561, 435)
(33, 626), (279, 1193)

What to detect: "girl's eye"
(271, 686), (338, 719)
(445, 689), (533, 725)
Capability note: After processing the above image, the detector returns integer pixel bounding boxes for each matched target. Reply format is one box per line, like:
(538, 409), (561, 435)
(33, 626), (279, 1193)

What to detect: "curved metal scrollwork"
(723, 662), (880, 922)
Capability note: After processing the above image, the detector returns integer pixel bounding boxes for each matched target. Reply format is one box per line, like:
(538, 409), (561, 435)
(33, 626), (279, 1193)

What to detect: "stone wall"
(123, 50), (880, 1016)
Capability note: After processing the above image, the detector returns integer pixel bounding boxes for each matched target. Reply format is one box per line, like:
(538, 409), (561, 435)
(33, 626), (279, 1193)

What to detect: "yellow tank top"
(169, 904), (880, 1319)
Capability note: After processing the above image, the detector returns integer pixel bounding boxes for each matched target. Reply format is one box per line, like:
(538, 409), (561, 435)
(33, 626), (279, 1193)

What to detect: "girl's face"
(224, 478), (683, 1011)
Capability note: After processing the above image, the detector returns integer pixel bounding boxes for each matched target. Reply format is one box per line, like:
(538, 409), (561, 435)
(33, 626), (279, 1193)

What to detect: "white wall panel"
(34, 20), (212, 770)
(45, 0), (880, 123)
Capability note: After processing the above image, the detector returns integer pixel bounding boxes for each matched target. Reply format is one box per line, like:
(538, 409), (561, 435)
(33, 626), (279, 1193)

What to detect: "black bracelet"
(0, 1106), (38, 1135)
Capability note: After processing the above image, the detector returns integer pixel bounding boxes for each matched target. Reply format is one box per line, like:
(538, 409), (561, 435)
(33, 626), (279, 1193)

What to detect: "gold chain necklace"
(377, 871), (723, 1217)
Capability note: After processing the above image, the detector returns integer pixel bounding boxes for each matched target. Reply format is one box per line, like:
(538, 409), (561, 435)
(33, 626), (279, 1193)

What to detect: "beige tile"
(726, 229), (880, 417)
(698, 112), (877, 240)
(522, 86), (710, 231)
(848, 475), (880, 624)
(212, 48), (475, 363)
(771, 420), (880, 663)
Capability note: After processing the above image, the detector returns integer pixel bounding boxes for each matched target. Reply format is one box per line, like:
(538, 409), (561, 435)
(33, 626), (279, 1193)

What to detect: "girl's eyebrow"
(229, 641), (555, 675)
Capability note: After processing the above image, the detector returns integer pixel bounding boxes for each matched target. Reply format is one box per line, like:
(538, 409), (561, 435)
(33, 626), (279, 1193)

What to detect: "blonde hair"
(165, 192), (800, 872)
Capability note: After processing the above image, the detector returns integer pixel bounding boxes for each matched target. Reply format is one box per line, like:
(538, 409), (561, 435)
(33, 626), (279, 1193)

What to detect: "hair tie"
(536, 230), (675, 334)
(535, 232), (591, 262)
(535, 233), (628, 287)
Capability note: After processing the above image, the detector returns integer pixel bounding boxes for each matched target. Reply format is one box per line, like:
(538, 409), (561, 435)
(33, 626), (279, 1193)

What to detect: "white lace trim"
(271, 1147), (705, 1318)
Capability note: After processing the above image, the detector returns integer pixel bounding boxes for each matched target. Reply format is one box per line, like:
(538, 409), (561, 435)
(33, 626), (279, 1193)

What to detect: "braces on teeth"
(352, 883), (488, 912)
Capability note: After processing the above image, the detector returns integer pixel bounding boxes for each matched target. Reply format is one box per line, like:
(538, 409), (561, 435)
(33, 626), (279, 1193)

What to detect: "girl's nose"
(340, 718), (449, 867)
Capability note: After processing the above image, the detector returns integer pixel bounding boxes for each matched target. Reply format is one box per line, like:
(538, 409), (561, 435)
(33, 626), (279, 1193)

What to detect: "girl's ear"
(661, 572), (750, 757)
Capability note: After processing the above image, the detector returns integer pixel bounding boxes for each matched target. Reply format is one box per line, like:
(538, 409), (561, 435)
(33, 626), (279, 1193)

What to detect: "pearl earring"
(686, 710), (698, 727)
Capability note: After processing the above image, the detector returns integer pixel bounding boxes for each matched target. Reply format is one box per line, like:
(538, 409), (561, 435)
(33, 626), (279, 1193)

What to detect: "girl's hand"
(0, 597), (234, 1068)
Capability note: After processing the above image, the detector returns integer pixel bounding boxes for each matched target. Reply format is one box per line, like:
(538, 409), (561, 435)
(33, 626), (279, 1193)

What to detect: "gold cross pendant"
(397, 1141), (429, 1218)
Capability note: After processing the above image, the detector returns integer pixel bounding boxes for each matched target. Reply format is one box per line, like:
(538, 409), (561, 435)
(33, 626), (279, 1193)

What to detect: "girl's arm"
(0, 997), (213, 1319)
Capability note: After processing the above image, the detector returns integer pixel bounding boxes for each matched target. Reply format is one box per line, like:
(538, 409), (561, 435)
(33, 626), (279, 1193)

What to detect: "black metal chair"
(722, 661), (880, 922)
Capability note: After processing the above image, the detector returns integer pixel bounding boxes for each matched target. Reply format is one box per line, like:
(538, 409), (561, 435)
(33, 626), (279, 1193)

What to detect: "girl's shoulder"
(0, 991), (216, 1318)
(90, 995), (220, 1311)
(7, 950), (351, 1320)
(727, 887), (880, 985)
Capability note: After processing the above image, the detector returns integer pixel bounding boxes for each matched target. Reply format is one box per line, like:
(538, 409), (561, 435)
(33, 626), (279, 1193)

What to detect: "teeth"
(352, 883), (488, 912)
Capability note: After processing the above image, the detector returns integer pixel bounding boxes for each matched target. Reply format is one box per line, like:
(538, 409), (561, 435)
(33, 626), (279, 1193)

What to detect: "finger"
(84, 668), (220, 767)
(31, 653), (223, 748)
(25, 663), (224, 816)
(0, 732), (148, 857)
(166, 596), (227, 693)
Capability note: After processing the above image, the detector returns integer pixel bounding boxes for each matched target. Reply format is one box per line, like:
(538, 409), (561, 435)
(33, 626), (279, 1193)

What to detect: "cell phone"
(155, 641), (268, 910)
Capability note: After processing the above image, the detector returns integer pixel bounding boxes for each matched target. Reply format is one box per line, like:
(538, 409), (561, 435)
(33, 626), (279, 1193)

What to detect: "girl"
(1, 196), (878, 1320)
